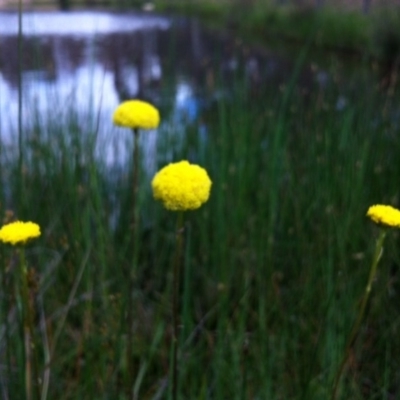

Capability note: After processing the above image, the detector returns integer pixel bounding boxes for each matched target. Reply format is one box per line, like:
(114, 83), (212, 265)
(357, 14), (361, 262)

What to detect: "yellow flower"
(152, 160), (212, 211)
(0, 221), (41, 245)
(113, 100), (160, 129)
(366, 204), (400, 228)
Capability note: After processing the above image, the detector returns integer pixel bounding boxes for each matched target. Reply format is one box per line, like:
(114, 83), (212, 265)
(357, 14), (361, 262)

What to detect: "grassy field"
(2, 8), (400, 400)
(151, 0), (400, 64)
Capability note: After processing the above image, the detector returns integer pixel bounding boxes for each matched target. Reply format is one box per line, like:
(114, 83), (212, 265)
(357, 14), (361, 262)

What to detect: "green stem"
(171, 212), (184, 400)
(132, 128), (140, 231)
(330, 229), (387, 400)
(18, 249), (40, 400)
(1, 248), (12, 397)
(126, 128), (140, 398)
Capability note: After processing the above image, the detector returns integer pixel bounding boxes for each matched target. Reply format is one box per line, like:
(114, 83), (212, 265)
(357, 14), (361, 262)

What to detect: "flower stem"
(126, 127), (140, 398)
(132, 128), (139, 228)
(18, 249), (40, 400)
(330, 229), (386, 400)
(171, 212), (184, 400)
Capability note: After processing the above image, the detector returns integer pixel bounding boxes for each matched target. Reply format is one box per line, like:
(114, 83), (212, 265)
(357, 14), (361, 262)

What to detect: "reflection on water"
(0, 11), (374, 170)
(0, 11), (170, 36)
(0, 11), (173, 171)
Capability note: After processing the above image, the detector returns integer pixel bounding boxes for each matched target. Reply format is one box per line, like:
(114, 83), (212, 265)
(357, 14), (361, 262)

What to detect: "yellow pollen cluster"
(152, 160), (212, 211)
(0, 221), (41, 245)
(113, 100), (160, 130)
(366, 204), (400, 228)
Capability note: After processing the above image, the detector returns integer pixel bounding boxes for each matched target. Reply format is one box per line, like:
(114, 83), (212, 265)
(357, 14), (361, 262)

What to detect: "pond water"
(0, 10), (389, 171)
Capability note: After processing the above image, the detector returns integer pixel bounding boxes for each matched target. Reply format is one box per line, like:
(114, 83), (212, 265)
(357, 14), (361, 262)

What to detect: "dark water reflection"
(0, 11), (390, 171)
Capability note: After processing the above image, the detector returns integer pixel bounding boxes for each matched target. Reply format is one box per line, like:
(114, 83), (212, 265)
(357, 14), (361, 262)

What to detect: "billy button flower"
(151, 160), (212, 211)
(0, 220), (41, 400)
(366, 204), (400, 228)
(112, 99), (160, 399)
(331, 203), (400, 400)
(0, 221), (41, 245)
(112, 99), (160, 130)
(151, 160), (212, 400)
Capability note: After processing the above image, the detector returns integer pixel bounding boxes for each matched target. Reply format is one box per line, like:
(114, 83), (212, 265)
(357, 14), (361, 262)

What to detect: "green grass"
(153, 0), (400, 62)
(2, 39), (400, 399)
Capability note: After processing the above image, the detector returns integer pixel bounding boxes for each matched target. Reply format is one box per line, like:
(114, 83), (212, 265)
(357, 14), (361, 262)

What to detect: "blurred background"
(1, 0), (400, 399)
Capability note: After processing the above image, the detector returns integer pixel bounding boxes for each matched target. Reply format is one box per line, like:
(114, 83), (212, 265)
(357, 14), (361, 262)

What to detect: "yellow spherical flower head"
(0, 221), (41, 245)
(113, 100), (160, 130)
(152, 160), (212, 211)
(367, 204), (400, 228)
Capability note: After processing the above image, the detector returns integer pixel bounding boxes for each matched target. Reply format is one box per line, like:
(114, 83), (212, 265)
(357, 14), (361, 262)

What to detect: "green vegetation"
(2, 42), (400, 399)
(5, 0), (400, 62)
(153, 0), (400, 62)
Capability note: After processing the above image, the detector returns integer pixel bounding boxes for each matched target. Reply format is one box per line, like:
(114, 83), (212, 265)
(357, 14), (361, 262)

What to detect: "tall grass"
(1, 41), (400, 400)
(154, 0), (400, 64)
